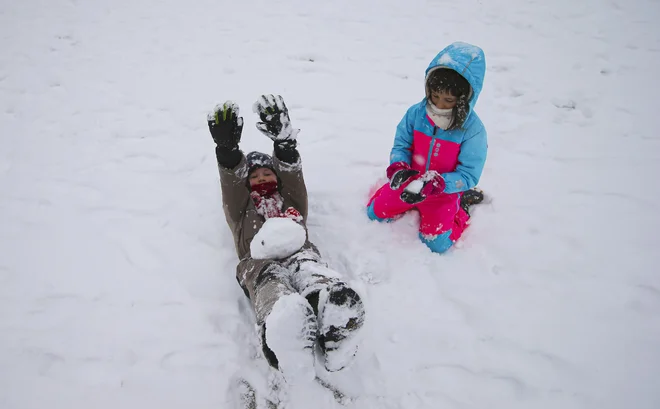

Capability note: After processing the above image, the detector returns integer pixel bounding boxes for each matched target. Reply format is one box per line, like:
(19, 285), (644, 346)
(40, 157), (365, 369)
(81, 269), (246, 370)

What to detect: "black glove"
(390, 169), (419, 190)
(399, 172), (446, 204)
(386, 162), (419, 190)
(253, 94), (300, 163)
(207, 101), (243, 150)
(400, 190), (425, 204)
(253, 94), (299, 148)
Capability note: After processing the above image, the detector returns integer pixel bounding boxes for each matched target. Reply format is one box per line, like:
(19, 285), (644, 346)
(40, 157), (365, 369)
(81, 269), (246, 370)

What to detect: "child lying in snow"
(367, 42), (487, 253)
(208, 95), (365, 379)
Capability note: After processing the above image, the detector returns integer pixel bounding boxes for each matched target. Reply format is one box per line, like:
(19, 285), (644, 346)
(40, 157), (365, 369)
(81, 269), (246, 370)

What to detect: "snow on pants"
(366, 181), (470, 253)
(236, 242), (343, 324)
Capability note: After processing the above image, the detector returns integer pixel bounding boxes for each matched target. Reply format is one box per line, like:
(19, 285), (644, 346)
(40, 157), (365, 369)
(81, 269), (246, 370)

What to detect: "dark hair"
(426, 68), (471, 130)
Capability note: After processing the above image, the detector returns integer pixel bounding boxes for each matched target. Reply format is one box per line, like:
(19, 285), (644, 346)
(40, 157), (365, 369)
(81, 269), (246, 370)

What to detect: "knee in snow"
(419, 231), (454, 253)
(366, 202), (380, 221)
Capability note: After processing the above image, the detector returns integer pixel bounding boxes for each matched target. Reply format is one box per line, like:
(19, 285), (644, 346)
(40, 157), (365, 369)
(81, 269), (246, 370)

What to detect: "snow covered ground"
(2, 0), (660, 408)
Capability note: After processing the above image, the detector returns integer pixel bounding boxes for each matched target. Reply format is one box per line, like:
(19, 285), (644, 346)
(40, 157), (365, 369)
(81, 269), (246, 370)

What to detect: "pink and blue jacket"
(390, 42), (488, 194)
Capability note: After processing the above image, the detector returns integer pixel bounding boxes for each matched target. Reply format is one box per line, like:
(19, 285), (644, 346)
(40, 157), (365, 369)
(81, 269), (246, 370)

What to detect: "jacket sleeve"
(217, 152), (251, 227)
(272, 154), (308, 221)
(389, 105), (417, 165)
(440, 125), (487, 194)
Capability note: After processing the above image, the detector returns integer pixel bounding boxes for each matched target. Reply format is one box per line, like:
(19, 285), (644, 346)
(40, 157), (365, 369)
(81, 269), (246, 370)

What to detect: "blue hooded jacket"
(390, 42), (487, 194)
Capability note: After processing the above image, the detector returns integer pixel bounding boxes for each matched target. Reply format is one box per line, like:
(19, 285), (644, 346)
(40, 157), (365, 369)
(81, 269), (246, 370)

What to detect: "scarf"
(250, 181), (302, 221)
(426, 103), (453, 130)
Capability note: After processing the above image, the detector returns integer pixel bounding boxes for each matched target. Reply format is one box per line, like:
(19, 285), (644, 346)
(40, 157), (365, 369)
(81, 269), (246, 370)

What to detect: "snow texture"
(317, 286), (365, 372)
(322, 330), (359, 373)
(293, 259), (343, 299)
(403, 171), (441, 194)
(437, 53), (456, 66)
(452, 42), (482, 59)
(247, 155), (273, 170)
(275, 156), (302, 173)
(1, 0), (660, 408)
(403, 179), (424, 194)
(253, 94), (300, 142)
(250, 217), (307, 260)
(264, 294), (316, 383)
(251, 190), (284, 219)
(207, 100), (241, 125)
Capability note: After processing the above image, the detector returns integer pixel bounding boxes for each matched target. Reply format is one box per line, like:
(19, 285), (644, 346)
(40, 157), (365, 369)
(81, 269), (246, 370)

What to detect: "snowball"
(404, 179), (424, 194)
(250, 217), (307, 260)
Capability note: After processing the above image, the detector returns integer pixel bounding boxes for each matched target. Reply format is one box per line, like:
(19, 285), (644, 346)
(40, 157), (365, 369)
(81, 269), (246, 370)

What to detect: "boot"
(460, 187), (484, 215)
(315, 283), (365, 372)
(261, 294), (318, 382)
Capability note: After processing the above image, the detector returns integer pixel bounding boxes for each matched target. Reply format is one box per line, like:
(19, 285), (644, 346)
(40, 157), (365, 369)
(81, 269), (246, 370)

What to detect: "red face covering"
(250, 181), (282, 219)
(249, 180), (302, 221)
(250, 180), (279, 196)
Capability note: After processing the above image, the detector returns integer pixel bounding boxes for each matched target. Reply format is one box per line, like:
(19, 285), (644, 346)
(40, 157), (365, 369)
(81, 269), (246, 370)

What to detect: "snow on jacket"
(390, 42), (488, 194)
(216, 150), (326, 324)
(217, 152), (309, 261)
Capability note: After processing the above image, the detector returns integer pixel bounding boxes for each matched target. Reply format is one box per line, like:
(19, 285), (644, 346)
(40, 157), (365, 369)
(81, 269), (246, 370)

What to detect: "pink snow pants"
(366, 179), (470, 253)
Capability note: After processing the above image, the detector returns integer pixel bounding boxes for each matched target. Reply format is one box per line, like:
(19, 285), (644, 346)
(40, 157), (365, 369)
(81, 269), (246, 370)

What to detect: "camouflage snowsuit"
(217, 152), (341, 324)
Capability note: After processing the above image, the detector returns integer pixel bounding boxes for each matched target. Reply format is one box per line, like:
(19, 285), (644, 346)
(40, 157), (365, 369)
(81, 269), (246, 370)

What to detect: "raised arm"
(273, 148), (308, 221)
(253, 94), (309, 220)
(208, 101), (251, 226)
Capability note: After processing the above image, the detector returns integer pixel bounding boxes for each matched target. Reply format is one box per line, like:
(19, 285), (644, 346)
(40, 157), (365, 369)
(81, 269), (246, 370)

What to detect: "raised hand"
(252, 94), (299, 145)
(207, 101), (243, 150)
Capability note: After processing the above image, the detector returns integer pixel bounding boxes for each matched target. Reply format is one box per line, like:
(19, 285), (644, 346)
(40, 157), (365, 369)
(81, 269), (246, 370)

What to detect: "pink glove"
(419, 171), (446, 196)
(386, 161), (419, 190)
(386, 161), (409, 179)
(400, 171), (446, 204)
(283, 206), (303, 222)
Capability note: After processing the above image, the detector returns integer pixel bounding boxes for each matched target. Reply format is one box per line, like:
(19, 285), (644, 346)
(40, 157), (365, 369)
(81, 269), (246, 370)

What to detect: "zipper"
(425, 126), (438, 172)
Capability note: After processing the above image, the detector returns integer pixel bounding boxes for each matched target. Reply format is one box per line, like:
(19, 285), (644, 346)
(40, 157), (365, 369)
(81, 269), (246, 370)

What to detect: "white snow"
(264, 294), (316, 383)
(317, 286), (364, 372)
(452, 42), (483, 59)
(403, 171), (441, 194)
(438, 53), (456, 66)
(208, 101), (241, 123)
(403, 170), (440, 193)
(253, 95), (300, 141)
(404, 179), (424, 194)
(2, 0), (660, 408)
(250, 217), (307, 260)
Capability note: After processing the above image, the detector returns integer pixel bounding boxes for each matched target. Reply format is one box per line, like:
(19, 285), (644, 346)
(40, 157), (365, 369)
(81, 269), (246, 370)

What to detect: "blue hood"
(425, 42), (486, 120)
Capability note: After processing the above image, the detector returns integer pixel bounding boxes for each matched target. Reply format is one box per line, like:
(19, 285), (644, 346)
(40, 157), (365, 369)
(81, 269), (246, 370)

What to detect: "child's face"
(430, 90), (457, 110)
(249, 167), (277, 187)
